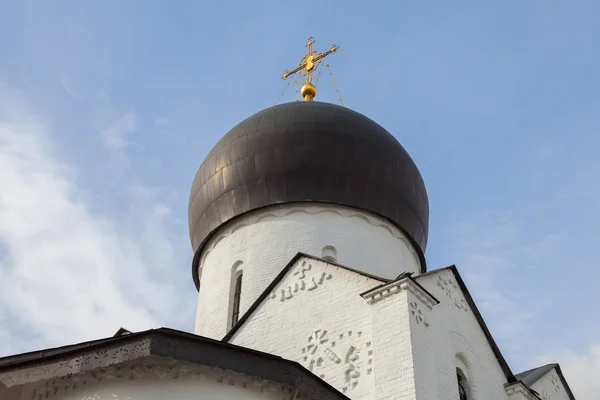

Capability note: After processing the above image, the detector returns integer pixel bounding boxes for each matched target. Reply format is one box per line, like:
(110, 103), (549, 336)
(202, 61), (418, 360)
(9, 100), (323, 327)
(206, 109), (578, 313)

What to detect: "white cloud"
(0, 85), (191, 356)
(101, 111), (139, 151)
(535, 345), (600, 399)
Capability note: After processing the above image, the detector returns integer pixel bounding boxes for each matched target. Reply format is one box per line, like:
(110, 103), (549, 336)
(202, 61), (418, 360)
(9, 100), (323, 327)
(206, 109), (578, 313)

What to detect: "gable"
(516, 364), (556, 386)
(224, 254), (385, 397)
(529, 366), (575, 400)
(415, 266), (515, 398)
(223, 253), (385, 343)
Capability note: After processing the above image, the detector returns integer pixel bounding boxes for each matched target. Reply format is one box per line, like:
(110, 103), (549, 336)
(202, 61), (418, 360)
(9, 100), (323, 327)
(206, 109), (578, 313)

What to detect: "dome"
(189, 101), (429, 287)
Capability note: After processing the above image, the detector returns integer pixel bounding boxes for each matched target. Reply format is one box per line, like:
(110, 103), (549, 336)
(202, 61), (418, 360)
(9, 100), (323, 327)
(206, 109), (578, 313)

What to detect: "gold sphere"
(301, 82), (317, 101)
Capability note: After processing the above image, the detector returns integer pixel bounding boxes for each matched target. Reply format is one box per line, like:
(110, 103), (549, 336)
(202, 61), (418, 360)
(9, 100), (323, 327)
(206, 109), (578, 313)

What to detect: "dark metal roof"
(515, 364), (557, 387)
(188, 101), (429, 289)
(0, 328), (349, 399)
(113, 327), (132, 337)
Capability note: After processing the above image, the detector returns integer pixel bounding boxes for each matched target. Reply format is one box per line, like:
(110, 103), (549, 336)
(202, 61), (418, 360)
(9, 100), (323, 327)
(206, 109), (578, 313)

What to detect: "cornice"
(361, 276), (438, 309)
(505, 382), (541, 400)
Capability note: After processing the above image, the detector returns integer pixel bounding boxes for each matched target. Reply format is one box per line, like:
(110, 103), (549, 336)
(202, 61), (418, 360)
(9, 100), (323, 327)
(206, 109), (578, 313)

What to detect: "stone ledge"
(360, 275), (438, 309)
(505, 381), (540, 399)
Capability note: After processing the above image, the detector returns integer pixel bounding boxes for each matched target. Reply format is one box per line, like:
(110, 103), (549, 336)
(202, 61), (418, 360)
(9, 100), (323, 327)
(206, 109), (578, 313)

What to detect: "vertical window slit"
(231, 273), (243, 327)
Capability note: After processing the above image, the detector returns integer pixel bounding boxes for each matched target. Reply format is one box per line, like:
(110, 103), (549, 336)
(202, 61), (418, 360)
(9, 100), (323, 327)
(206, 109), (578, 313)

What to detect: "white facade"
(57, 378), (286, 400)
(413, 269), (509, 399)
(0, 206), (576, 400)
(229, 258), (381, 398)
(7, 358), (304, 400)
(0, 193), (576, 400)
(529, 369), (571, 400)
(194, 203), (421, 339)
(225, 255), (572, 400)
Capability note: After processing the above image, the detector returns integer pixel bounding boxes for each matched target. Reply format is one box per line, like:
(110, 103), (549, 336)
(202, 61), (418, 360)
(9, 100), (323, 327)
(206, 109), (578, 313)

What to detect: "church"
(0, 39), (576, 400)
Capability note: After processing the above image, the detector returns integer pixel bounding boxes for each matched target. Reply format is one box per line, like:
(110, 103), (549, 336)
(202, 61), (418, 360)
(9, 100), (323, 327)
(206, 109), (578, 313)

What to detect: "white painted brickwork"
(191, 202), (564, 399)
(194, 203), (420, 339)
(367, 284), (417, 400)
(530, 369), (571, 400)
(505, 383), (539, 399)
(218, 259), (523, 399)
(230, 257), (382, 399)
(51, 375), (293, 400)
(16, 360), (306, 400)
(415, 269), (510, 400)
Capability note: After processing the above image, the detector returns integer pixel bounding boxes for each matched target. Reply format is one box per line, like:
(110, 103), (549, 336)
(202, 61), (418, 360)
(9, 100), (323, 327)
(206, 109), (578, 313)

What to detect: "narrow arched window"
(231, 273), (243, 327)
(457, 371), (468, 400)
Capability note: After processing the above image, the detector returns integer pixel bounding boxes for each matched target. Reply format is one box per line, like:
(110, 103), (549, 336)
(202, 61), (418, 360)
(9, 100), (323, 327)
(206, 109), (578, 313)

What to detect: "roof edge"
(555, 363), (577, 400)
(416, 264), (516, 383)
(222, 253), (304, 343)
(0, 328), (350, 399)
(222, 252), (388, 343)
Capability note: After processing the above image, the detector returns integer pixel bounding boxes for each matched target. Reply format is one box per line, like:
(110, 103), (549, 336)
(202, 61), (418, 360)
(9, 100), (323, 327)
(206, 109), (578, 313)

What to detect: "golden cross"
(282, 37), (339, 101)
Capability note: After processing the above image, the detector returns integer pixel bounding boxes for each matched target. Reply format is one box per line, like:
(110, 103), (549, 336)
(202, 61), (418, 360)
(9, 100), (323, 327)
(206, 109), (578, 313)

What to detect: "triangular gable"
(416, 265), (516, 383)
(521, 364), (576, 400)
(113, 327), (133, 337)
(221, 253), (389, 397)
(222, 252), (387, 343)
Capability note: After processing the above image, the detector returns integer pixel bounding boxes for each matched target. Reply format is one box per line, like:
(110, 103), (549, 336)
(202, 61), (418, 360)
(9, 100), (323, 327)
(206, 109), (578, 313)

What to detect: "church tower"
(188, 38), (429, 341)
(184, 39), (576, 400)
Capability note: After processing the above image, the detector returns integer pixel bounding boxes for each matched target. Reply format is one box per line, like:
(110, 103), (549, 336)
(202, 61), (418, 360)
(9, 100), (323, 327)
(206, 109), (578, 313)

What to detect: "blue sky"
(0, 0), (599, 396)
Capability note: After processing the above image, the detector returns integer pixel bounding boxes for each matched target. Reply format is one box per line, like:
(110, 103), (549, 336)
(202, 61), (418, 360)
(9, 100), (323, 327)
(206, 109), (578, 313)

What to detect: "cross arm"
(312, 45), (339, 64)
(282, 64), (308, 80)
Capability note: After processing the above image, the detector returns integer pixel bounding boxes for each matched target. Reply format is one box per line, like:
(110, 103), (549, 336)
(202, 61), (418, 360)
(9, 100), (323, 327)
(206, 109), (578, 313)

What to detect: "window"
(457, 371), (468, 400)
(322, 245), (337, 263)
(231, 273), (243, 327)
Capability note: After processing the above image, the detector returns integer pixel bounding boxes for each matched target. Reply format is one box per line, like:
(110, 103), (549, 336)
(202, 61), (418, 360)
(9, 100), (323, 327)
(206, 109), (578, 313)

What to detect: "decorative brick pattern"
(436, 275), (469, 312)
(269, 260), (333, 302)
(229, 257), (379, 399)
(300, 329), (373, 394)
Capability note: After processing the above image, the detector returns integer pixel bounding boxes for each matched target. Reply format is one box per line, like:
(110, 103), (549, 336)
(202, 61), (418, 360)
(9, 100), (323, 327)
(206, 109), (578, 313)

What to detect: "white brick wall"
(15, 360), (305, 400)
(530, 369), (571, 400)
(194, 203), (421, 340)
(223, 255), (560, 400)
(415, 269), (510, 400)
(230, 257), (382, 399)
(368, 285), (417, 400)
(51, 374), (294, 400)
(191, 201), (560, 399)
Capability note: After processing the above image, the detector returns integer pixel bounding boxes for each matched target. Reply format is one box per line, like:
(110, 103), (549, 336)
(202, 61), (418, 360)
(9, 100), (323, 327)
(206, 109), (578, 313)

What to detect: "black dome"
(189, 101), (429, 288)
